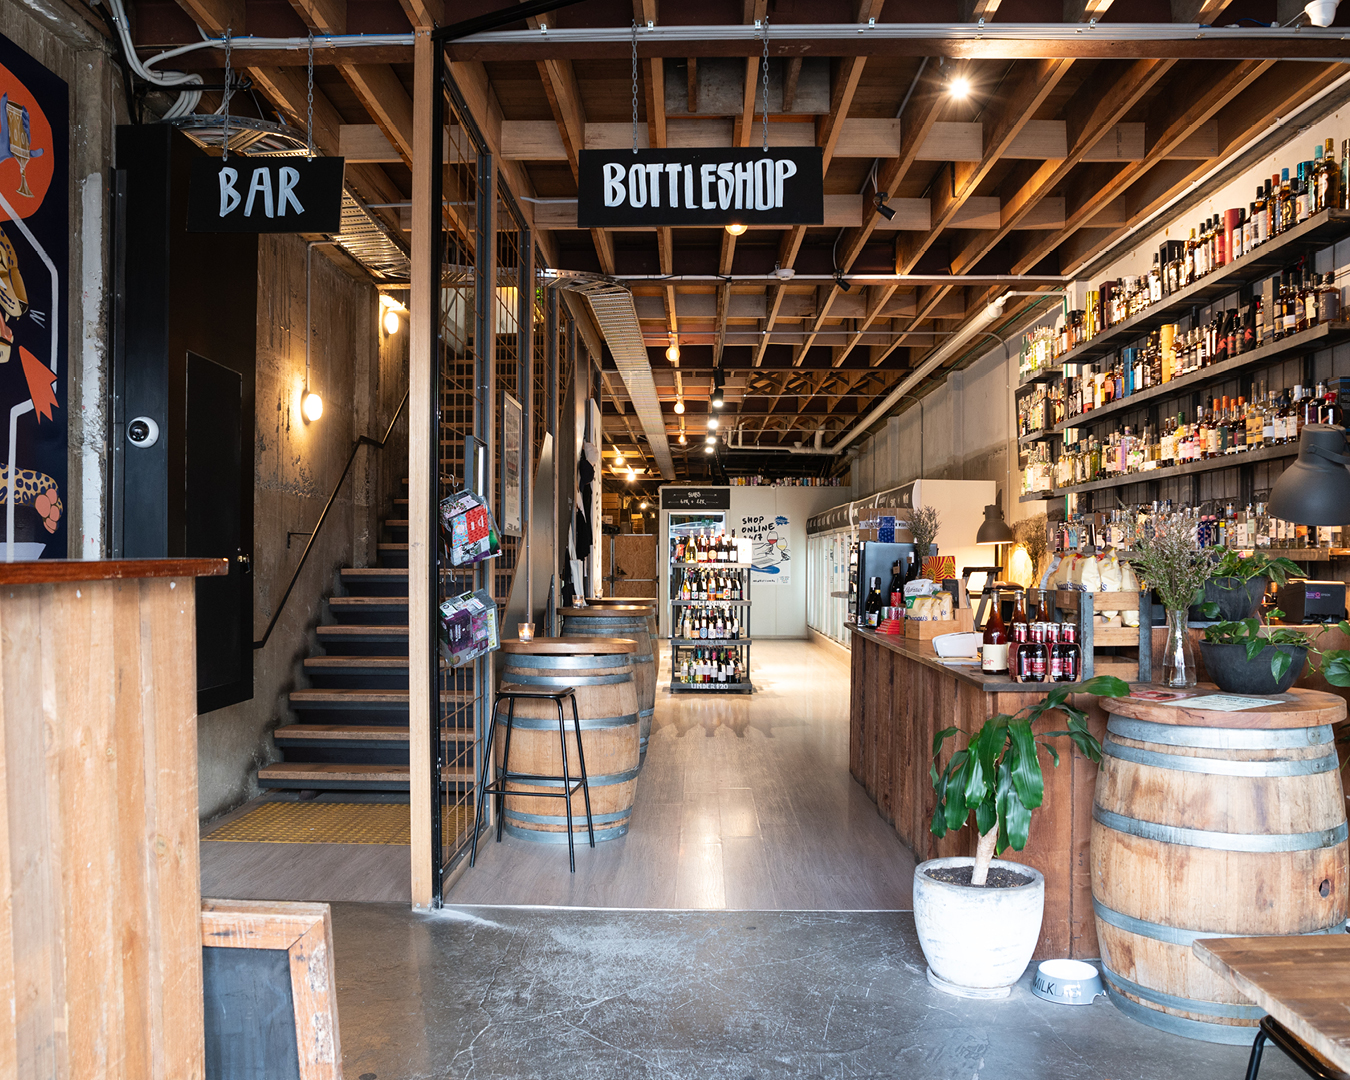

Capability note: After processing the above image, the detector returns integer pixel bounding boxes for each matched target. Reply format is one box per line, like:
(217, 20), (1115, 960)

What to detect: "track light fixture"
(705, 433), (717, 445)
(834, 272), (852, 293)
(704, 443), (716, 454)
(707, 414), (719, 430)
(712, 367), (725, 409)
(874, 192), (897, 221)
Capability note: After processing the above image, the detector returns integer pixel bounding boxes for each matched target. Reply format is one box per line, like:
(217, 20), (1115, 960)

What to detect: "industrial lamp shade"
(975, 503), (1015, 545)
(1268, 425), (1350, 525)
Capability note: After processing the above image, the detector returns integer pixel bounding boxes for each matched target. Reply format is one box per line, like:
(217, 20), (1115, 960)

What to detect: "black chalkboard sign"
(661, 487), (731, 510)
(188, 156), (345, 233)
(203, 946), (302, 1080)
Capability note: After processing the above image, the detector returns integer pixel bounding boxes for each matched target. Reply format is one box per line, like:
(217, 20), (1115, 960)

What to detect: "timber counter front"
(849, 626), (1108, 961)
(0, 559), (226, 1080)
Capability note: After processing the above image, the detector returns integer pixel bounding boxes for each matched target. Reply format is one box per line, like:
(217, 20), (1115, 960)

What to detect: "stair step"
(328, 596), (408, 625)
(394, 498), (407, 508)
(385, 519), (409, 528)
(273, 724), (411, 764)
(289, 688), (471, 707)
(316, 624), (408, 656)
(339, 567), (410, 597)
(275, 723), (410, 742)
(304, 655), (410, 689)
(378, 542), (408, 568)
(258, 762), (411, 791)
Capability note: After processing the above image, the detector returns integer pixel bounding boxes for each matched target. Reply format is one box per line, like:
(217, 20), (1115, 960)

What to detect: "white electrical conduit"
(103, 0), (205, 118)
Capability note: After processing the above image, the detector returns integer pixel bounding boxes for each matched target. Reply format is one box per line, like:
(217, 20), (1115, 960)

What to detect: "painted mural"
(738, 512), (791, 584)
(0, 34), (65, 559)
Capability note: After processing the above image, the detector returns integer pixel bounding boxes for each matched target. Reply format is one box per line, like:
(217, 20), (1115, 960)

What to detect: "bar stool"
(469, 685), (596, 872)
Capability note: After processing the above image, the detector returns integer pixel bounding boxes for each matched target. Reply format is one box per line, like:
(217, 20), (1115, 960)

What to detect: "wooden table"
(1194, 935), (1350, 1073)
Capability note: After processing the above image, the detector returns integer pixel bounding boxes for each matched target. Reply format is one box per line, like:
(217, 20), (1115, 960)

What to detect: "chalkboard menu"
(661, 487), (730, 511)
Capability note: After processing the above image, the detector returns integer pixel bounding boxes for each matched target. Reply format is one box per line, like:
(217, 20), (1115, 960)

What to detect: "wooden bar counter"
(0, 558), (226, 1080)
(848, 625), (1110, 961)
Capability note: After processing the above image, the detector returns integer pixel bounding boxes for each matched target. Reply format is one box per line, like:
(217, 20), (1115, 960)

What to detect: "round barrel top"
(560, 604), (656, 617)
(501, 636), (639, 655)
(1105, 684), (1347, 729)
(585, 596), (657, 605)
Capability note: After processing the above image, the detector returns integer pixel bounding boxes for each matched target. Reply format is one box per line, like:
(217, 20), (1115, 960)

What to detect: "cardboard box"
(904, 607), (975, 641)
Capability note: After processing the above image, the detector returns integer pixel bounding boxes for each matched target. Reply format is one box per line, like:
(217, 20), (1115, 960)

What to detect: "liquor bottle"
(1321, 271), (1341, 324)
(1297, 270), (1313, 333)
(1009, 620), (1029, 683)
(1297, 161), (1312, 222)
(887, 559), (905, 604)
(981, 603), (1009, 675)
(863, 576), (883, 629)
(1255, 185), (1269, 245)
(1020, 623), (1047, 683)
(1230, 397), (1247, 452)
(1321, 140), (1340, 212)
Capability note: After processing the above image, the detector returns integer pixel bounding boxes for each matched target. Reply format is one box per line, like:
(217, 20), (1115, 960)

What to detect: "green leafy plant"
(1316, 620), (1350, 689)
(1201, 611), (1317, 682)
(910, 504), (941, 559)
(1209, 548), (1306, 588)
(929, 675), (1131, 886)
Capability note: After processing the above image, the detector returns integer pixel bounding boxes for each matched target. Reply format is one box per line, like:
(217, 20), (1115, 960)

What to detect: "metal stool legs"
(469, 687), (595, 872)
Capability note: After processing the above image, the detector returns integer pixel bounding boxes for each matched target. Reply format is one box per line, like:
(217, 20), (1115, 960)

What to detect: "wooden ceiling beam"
(1171, 0), (1236, 20)
(1063, 0), (1113, 20)
(958, 0), (1001, 18)
(1008, 57), (1274, 275)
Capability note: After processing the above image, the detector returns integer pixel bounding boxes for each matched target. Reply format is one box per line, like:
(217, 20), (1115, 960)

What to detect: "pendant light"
(1268, 425), (1350, 525)
(976, 502), (1015, 545)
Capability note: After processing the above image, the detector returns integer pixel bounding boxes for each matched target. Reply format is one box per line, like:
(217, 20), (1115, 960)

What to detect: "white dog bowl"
(1031, 959), (1105, 1006)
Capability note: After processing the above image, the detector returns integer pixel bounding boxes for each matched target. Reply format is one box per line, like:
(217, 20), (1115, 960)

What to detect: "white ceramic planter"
(913, 856), (1046, 999)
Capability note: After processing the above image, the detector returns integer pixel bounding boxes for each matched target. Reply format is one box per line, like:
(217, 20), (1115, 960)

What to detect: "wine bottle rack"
(669, 561), (754, 695)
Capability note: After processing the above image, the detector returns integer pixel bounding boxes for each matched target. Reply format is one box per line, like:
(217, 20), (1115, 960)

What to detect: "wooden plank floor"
(447, 638), (916, 910)
(199, 639), (915, 909)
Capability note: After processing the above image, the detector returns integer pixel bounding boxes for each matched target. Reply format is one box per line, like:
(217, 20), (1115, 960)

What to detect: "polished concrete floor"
(332, 903), (1300, 1080)
(201, 639), (915, 909)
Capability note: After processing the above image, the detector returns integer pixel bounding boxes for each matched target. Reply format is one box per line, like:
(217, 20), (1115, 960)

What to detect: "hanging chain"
(631, 20), (639, 154)
(306, 32), (315, 158)
(221, 28), (233, 161)
(761, 17), (770, 153)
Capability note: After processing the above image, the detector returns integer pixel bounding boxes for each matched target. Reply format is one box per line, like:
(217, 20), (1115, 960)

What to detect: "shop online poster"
(738, 513), (790, 583)
(0, 34), (65, 559)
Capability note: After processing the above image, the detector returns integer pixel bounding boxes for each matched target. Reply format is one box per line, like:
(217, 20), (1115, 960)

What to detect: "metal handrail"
(253, 388), (410, 650)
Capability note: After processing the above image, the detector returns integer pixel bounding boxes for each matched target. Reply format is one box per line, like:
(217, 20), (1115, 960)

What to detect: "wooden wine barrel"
(498, 638), (640, 843)
(1091, 688), (1349, 1044)
(560, 605), (657, 757)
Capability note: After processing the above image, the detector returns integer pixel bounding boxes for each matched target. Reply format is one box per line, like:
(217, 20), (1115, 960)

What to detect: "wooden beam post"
(409, 28), (435, 911)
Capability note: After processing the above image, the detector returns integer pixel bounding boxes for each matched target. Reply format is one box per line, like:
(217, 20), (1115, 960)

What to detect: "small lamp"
(976, 502), (1015, 545)
(1268, 425), (1350, 524)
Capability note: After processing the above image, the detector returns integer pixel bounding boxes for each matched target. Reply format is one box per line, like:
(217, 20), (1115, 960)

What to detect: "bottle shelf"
(1015, 207), (1350, 385)
(1017, 428), (1058, 446)
(670, 562), (754, 570)
(671, 637), (752, 646)
(672, 599), (752, 607)
(1024, 440), (1300, 502)
(1049, 320), (1350, 434)
(670, 681), (754, 694)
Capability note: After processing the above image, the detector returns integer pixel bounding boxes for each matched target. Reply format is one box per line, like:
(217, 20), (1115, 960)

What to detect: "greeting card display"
(440, 489), (501, 567)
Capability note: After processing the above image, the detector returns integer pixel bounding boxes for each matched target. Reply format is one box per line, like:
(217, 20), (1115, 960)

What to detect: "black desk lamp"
(1268, 425), (1350, 525)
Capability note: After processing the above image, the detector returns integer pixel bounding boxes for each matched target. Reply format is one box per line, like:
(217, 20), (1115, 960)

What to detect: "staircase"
(259, 489), (415, 793)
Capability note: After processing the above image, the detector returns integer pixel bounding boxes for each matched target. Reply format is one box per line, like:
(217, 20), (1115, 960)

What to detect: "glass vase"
(1162, 607), (1197, 688)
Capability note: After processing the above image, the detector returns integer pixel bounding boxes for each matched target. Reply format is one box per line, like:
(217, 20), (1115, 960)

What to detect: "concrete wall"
(0, 0), (123, 557)
(196, 239), (407, 820)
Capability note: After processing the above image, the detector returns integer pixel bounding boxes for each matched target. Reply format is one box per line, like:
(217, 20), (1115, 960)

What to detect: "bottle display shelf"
(670, 681), (755, 694)
(672, 599), (752, 607)
(671, 637), (753, 646)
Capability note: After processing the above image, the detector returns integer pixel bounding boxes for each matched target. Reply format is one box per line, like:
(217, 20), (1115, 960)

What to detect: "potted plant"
(1190, 549), (1306, 623)
(1125, 517), (1213, 687)
(907, 504), (941, 581)
(1199, 611), (1316, 694)
(918, 675), (1130, 999)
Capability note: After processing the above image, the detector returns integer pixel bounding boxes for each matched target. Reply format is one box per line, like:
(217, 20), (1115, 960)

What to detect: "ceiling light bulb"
(614, 451), (625, 466)
(948, 75), (971, 100)
(725, 223), (747, 236)
(707, 415), (720, 430)
(666, 342), (681, 362)
(674, 398), (685, 414)
(711, 388), (725, 409)
(678, 432), (687, 445)
(705, 433), (716, 445)
(626, 468), (637, 481)
(383, 307), (401, 335)
(640, 500), (649, 509)
(302, 391), (323, 423)
(704, 443), (715, 454)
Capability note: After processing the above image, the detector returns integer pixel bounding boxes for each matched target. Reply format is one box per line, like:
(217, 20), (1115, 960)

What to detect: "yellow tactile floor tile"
(203, 801), (478, 847)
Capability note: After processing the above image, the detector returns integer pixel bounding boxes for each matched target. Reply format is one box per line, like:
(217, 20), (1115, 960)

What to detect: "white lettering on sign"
(245, 168), (274, 218)
(600, 156), (805, 218)
(278, 167), (304, 216)
(219, 168), (242, 216)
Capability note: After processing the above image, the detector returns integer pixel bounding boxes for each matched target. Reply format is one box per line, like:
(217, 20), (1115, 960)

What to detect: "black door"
(187, 352), (251, 713)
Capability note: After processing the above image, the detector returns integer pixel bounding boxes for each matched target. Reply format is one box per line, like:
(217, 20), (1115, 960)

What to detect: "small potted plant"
(907, 504), (941, 581)
(1199, 610), (1316, 694)
(1190, 550), (1306, 623)
(917, 675), (1130, 999)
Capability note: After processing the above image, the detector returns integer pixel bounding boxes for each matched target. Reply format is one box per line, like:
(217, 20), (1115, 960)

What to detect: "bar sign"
(188, 156), (345, 233)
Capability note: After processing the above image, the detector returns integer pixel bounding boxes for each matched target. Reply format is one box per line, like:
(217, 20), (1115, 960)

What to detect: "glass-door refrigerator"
(851, 541), (920, 625)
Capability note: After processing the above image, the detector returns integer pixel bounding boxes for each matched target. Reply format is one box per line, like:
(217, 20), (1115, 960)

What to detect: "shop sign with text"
(577, 147), (823, 229)
(188, 156), (344, 233)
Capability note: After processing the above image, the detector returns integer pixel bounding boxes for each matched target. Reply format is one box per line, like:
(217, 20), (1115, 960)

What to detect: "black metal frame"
(1246, 1016), (1349, 1080)
(469, 686), (595, 872)
(253, 390), (408, 650)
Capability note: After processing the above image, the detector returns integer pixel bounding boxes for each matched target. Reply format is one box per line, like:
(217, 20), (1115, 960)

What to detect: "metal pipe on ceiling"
(611, 274), (1069, 284)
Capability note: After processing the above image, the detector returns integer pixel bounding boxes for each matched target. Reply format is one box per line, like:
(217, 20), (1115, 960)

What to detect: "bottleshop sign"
(188, 156), (345, 233)
(661, 487), (731, 511)
(577, 148), (823, 229)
